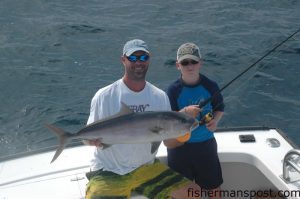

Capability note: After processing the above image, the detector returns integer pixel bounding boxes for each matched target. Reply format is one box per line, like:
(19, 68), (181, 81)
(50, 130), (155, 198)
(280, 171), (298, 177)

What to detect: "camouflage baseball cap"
(177, 43), (202, 62)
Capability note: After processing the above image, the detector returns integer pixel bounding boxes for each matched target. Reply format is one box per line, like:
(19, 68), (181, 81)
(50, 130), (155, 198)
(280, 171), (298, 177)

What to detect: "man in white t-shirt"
(84, 39), (200, 199)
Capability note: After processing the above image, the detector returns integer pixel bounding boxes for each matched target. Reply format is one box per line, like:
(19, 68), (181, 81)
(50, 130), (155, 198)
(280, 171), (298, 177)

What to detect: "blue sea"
(1, 0), (300, 158)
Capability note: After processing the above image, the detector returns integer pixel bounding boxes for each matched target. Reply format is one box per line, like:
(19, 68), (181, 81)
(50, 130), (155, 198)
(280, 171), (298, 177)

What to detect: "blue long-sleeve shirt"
(167, 74), (224, 142)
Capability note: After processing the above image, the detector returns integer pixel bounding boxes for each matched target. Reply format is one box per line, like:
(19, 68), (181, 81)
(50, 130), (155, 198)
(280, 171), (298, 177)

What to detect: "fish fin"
(151, 142), (161, 154)
(149, 126), (164, 134)
(45, 123), (71, 163)
(119, 102), (134, 115)
(84, 102), (133, 127)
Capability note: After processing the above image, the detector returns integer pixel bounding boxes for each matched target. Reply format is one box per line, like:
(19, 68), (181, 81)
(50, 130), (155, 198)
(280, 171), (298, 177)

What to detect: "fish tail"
(45, 123), (71, 163)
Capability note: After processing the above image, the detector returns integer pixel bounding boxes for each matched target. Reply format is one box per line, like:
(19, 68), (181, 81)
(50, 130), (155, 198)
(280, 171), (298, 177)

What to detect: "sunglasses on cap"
(180, 60), (199, 66)
(126, 54), (149, 62)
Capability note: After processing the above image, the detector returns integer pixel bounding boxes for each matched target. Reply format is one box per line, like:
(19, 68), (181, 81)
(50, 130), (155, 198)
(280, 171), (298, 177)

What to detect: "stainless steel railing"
(282, 149), (300, 183)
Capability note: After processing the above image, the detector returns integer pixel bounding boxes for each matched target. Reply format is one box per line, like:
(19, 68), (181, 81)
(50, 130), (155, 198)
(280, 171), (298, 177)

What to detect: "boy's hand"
(181, 105), (201, 118)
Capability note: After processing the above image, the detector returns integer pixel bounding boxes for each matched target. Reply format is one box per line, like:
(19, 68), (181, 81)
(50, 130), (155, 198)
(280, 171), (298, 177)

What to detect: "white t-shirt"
(87, 79), (171, 175)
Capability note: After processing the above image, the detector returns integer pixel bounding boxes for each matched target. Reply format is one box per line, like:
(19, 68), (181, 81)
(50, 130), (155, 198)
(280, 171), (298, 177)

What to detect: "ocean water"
(0, 0), (300, 158)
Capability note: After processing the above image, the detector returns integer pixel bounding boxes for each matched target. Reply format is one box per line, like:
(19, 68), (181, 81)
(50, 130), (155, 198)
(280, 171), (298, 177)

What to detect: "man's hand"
(83, 139), (103, 148)
(163, 132), (191, 149)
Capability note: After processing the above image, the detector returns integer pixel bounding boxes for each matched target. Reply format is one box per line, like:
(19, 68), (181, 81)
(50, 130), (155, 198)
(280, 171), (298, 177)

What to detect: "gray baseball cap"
(123, 39), (149, 56)
(177, 43), (202, 62)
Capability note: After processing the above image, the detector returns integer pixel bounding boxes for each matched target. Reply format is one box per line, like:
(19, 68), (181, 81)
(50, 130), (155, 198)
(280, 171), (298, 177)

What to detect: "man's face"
(122, 50), (150, 81)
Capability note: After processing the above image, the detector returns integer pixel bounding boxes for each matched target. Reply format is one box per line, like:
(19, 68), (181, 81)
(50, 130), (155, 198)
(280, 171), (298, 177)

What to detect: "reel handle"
(199, 112), (213, 125)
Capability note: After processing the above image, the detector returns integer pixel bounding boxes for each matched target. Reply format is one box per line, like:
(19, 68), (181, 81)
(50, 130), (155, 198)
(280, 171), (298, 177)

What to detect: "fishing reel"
(177, 112), (213, 143)
(199, 112), (213, 125)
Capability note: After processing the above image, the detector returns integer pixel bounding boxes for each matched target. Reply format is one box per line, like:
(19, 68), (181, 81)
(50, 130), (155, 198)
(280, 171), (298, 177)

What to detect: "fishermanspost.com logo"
(187, 187), (300, 198)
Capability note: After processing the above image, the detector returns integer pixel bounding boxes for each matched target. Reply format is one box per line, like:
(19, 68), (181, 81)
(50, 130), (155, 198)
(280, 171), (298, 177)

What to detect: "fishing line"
(198, 27), (300, 124)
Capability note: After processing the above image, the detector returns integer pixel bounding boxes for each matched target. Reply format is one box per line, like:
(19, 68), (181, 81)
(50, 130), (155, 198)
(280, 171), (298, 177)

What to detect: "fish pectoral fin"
(149, 126), (164, 134)
(151, 141), (161, 154)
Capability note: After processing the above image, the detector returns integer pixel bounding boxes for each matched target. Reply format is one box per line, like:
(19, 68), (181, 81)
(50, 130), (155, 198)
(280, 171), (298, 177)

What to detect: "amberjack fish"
(46, 103), (199, 163)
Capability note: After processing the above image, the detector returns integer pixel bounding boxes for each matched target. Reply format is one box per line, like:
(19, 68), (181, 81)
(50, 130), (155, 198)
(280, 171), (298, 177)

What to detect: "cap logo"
(177, 43), (201, 61)
(178, 47), (199, 57)
(178, 44), (199, 57)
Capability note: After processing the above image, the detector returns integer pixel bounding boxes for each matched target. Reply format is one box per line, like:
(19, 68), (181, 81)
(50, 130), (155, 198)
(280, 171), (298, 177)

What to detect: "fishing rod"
(199, 27), (300, 124)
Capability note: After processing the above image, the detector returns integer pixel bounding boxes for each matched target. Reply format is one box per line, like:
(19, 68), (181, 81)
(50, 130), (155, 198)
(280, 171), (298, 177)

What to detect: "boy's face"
(176, 59), (202, 79)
